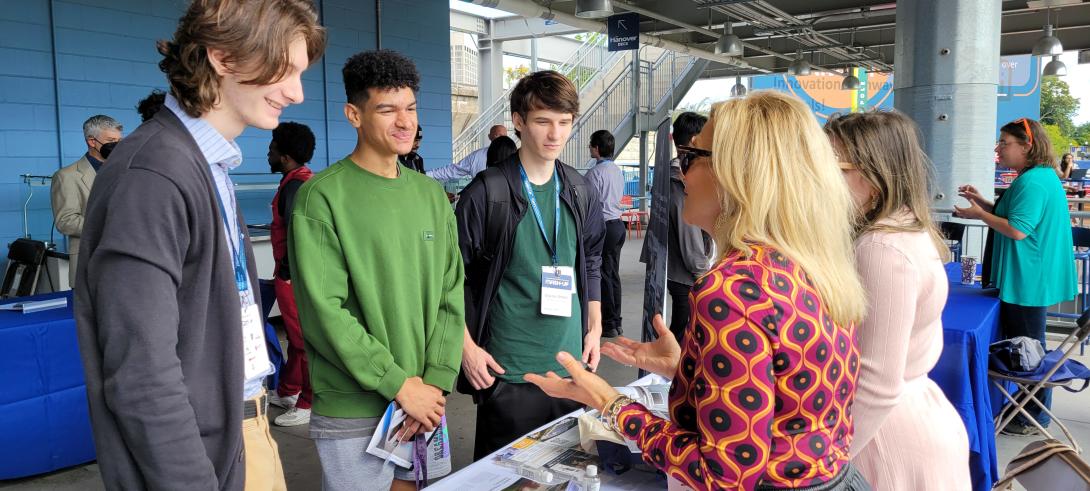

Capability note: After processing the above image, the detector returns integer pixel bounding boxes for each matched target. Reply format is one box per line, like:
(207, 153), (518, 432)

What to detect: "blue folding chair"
(1073, 227), (1090, 355)
(990, 309), (1090, 453)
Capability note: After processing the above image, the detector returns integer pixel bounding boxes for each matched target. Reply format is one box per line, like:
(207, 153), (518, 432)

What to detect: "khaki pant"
(243, 392), (287, 491)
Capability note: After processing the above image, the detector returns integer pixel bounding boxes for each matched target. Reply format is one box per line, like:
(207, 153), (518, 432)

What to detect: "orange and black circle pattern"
(617, 245), (860, 490)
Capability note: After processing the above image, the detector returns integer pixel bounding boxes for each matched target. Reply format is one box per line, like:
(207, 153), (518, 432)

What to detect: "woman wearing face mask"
(954, 118), (1076, 435)
(825, 111), (969, 490)
(523, 91), (871, 491)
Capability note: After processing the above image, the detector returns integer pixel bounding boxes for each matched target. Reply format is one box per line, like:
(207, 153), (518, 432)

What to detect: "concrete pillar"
(894, 0), (1001, 210)
(478, 35), (504, 126)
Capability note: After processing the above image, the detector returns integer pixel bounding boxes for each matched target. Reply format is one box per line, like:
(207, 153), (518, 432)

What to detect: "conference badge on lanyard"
(541, 266), (576, 317)
(213, 182), (267, 379)
(519, 164), (575, 317)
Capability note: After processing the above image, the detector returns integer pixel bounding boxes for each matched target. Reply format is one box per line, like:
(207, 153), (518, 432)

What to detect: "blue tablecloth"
(0, 291), (95, 479)
(929, 263), (1000, 491)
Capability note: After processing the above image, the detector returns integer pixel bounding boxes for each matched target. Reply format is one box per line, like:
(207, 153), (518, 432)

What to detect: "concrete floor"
(3, 236), (1089, 490)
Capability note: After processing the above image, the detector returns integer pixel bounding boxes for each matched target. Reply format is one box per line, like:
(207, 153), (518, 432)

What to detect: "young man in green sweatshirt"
(288, 49), (464, 491)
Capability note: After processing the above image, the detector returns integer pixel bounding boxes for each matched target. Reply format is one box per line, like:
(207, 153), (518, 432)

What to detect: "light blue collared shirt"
(427, 146), (487, 182)
(164, 96), (272, 400)
(584, 158), (625, 221)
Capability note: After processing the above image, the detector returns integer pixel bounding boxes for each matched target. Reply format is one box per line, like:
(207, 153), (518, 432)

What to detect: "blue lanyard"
(519, 164), (561, 267)
(211, 183), (250, 293)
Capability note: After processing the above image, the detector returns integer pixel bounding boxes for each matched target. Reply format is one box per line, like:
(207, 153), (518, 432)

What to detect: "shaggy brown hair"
(999, 117), (1057, 171)
(825, 110), (951, 262)
(157, 0), (326, 117)
(509, 70), (579, 121)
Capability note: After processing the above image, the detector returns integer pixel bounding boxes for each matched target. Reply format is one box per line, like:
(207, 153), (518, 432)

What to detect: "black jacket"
(454, 154), (605, 396)
(75, 108), (255, 490)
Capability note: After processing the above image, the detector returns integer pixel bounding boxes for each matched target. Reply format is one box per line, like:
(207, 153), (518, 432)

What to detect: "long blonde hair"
(708, 92), (866, 326)
(824, 110), (951, 262)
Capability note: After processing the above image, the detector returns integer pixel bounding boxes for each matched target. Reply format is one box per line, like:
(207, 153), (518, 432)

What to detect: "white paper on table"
(0, 297), (67, 314)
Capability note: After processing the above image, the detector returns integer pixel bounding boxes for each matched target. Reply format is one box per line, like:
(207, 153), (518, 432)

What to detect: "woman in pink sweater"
(825, 111), (970, 490)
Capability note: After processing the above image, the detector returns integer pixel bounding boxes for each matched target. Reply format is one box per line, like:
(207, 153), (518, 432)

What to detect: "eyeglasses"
(677, 145), (712, 175)
(837, 161), (856, 171)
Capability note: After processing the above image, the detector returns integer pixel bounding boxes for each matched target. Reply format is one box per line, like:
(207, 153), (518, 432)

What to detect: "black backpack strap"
(561, 164), (590, 223)
(481, 168), (511, 261)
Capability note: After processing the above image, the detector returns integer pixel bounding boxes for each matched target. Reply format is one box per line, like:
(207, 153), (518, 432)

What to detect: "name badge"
(240, 303), (269, 380)
(541, 266), (576, 317)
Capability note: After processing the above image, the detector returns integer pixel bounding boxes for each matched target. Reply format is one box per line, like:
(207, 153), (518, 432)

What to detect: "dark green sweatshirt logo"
(423, 230), (435, 241)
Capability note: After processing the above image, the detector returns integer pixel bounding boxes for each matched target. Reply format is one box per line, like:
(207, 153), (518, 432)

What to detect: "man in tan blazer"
(51, 114), (123, 286)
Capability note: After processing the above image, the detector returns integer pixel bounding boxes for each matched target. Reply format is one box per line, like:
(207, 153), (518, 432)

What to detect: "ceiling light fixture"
(841, 70), (861, 90)
(788, 49), (811, 76)
(1043, 55), (1067, 77)
(715, 17), (744, 57)
(1032, 9), (1063, 57)
(575, 0), (613, 19)
(730, 76), (747, 97)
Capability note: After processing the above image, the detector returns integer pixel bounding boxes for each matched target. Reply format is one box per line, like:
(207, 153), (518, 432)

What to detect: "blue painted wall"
(0, 0), (453, 254)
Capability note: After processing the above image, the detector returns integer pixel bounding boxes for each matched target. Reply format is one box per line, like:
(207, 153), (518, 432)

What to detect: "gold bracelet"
(602, 395), (635, 433)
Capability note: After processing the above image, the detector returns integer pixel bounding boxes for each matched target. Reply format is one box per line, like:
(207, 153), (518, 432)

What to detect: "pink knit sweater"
(850, 218), (971, 490)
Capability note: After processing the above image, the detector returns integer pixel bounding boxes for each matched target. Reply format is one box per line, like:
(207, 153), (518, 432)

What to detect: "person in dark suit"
(73, 1), (325, 490)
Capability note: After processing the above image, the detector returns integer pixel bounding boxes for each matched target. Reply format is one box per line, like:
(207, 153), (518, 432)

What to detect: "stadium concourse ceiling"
(520, 0), (1090, 77)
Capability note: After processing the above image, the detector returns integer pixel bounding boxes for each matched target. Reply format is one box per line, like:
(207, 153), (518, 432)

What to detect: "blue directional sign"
(608, 12), (640, 51)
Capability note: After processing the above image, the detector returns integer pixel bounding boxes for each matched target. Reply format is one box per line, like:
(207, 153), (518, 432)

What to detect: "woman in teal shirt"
(955, 117), (1077, 435)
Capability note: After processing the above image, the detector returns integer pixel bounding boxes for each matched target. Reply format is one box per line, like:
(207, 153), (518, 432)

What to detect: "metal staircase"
(452, 38), (708, 170)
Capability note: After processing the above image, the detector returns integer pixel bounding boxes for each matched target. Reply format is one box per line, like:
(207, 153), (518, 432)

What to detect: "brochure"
(364, 401), (450, 477)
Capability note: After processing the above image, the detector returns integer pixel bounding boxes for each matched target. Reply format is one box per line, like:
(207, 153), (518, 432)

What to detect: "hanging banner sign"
(608, 12), (640, 51)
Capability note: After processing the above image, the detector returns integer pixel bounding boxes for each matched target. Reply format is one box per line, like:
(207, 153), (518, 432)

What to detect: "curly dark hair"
(272, 121), (316, 165)
(157, 0), (326, 118)
(342, 49), (421, 106)
(136, 90), (167, 122)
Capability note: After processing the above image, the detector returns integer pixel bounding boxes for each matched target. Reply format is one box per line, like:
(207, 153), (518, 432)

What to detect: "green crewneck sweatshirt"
(288, 158), (464, 418)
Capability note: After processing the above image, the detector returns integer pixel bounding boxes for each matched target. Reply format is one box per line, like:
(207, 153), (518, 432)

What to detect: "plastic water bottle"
(582, 465), (601, 491)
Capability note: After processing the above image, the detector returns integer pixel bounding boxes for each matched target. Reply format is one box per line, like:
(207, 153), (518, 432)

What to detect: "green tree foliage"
(1040, 77), (1080, 136)
(1074, 122), (1090, 147)
(1043, 124), (1074, 155)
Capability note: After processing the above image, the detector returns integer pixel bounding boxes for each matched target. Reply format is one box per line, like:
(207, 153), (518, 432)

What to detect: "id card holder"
(240, 303), (268, 380)
(540, 266), (575, 317)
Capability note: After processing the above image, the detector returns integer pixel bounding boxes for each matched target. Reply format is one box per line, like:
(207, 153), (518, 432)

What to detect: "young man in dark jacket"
(455, 70), (605, 459)
(73, 1), (325, 489)
(666, 112), (712, 341)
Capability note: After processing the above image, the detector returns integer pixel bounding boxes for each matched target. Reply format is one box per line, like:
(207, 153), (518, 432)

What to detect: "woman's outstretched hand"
(524, 352), (620, 412)
(601, 314), (681, 379)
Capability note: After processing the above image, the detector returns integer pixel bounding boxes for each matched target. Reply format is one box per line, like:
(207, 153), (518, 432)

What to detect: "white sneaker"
(274, 407), (311, 427)
(268, 392), (298, 409)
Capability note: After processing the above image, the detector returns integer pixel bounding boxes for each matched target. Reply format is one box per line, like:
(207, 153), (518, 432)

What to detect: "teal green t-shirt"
(992, 166), (1077, 306)
(488, 173), (583, 382)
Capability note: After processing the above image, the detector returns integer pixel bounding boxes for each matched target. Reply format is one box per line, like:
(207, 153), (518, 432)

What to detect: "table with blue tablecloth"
(928, 263), (1000, 491)
(0, 291), (95, 479)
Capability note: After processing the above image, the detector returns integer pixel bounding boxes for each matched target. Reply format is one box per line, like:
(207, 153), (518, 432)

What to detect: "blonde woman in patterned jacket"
(825, 111), (971, 490)
(524, 91), (872, 491)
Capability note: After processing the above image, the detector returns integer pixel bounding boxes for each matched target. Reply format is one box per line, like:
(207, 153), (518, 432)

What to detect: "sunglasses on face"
(677, 145), (712, 175)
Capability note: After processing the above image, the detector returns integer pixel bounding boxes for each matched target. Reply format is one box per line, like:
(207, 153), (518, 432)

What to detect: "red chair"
(619, 196), (648, 239)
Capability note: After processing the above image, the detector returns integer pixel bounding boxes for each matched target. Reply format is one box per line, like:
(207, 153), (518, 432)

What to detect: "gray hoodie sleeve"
(676, 197), (710, 275)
